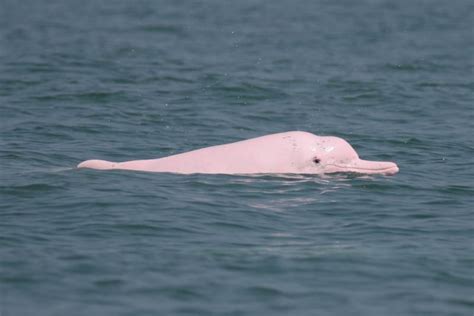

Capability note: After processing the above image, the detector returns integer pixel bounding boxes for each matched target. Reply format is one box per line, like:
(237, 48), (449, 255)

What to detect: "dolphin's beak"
(333, 159), (399, 175)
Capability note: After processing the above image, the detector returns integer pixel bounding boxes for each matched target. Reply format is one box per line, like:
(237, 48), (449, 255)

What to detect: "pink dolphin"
(77, 131), (399, 175)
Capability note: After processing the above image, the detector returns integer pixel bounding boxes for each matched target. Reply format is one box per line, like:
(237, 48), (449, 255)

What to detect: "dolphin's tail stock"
(77, 159), (117, 170)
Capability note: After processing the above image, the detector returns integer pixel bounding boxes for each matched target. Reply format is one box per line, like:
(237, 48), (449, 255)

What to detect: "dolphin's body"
(77, 131), (399, 175)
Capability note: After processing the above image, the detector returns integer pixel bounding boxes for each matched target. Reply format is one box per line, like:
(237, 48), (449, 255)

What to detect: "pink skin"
(77, 131), (399, 175)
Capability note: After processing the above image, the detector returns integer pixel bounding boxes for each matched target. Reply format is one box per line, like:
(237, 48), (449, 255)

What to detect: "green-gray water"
(1, 0), (473, 315)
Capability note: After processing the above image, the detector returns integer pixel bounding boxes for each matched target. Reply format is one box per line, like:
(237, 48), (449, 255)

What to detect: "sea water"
(1, 0), (473, 315)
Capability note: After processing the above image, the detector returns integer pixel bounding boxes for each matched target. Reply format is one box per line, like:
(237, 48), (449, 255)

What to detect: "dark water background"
(1, 0), (473, 315)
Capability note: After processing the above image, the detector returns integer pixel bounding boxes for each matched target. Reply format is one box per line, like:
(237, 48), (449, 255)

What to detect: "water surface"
(1, 0), (473, 315)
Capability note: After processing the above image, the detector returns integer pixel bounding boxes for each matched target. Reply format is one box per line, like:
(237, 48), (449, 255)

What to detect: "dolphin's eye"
(313, 158), (321, 164)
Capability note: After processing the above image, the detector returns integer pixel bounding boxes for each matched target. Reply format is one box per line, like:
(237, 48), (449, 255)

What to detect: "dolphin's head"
(300, 135), (399, 175)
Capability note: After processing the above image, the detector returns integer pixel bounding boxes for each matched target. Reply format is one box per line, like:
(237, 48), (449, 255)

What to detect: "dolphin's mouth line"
(333, 165), (395, 171)
(328, 164), (399, 172)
